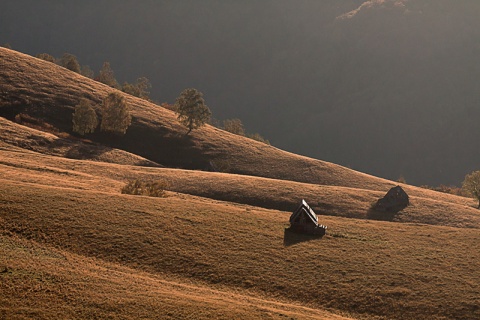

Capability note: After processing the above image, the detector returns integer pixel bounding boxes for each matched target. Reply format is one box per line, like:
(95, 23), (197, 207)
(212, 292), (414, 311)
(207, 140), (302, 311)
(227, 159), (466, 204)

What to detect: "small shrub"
(121, 179), (144, 195)
(36, 53), (56, 63)
(145, 180), (170, 197)
(60, 53), (81, 73)
(247, 133), (270, 145)
(396, 176), (407, 184)
(209, 117), (221, 128)
(434, 184), (466, 196)
(223, 118), (245, 136)
(121, 179), (169, 197)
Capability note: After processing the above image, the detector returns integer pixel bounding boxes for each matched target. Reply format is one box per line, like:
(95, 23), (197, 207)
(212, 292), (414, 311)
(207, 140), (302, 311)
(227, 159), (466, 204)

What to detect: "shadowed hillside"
(0, 117), (160, 166)
(0, 48), (399, 190)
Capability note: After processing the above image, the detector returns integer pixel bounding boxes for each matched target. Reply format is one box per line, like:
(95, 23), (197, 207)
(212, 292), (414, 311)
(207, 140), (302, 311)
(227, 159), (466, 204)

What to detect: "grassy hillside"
(0, 47), (407, 190)
(1, 179), (479, 320)
(1, 47), (480, 319)
(1, 137), (478, 229)
(1, 234), (351, 320)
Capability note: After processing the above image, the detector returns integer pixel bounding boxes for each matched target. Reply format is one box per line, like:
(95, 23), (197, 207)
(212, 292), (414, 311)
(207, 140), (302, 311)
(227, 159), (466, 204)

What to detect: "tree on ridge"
(175, 88), (211, 135)
(462, 170), (480, 209)
(98, 62), (119, 88)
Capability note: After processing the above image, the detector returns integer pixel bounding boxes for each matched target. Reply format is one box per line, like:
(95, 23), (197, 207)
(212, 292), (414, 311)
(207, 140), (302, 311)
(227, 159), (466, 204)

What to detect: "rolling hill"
(1, 48), (480, 319)
(0, 47), (407, 190)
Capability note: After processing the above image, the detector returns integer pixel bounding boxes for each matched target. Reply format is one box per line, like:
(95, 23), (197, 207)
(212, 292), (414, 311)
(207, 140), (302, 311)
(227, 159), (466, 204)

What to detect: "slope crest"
(0, 47), (403, 191)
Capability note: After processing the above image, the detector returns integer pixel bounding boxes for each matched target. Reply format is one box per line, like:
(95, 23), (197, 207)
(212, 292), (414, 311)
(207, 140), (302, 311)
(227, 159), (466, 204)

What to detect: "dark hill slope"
(1, 138), (478, 229)
(0, 117), (159, 166)
(0, 48), (399, 191)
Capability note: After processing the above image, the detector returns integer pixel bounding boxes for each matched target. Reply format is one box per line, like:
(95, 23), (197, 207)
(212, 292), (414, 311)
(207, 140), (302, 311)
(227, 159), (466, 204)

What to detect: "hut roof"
(385, 185), (409, 200)
(290, 199), (318, 225)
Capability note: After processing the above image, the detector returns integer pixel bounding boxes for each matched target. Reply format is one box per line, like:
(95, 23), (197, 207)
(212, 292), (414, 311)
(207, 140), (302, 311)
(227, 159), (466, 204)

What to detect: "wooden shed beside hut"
(289, 200), (327, 235)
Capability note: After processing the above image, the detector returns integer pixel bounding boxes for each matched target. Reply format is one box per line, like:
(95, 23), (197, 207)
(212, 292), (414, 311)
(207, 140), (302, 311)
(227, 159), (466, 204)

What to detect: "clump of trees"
(71, 93), (131, 136)
(175, 88), (211, 135)
(34, 51), (151, 100)
(72, 99), (98, 135)
(462, 171), (480, 208)
(121, 179), (169, 197)
(36, 50), (269, 144)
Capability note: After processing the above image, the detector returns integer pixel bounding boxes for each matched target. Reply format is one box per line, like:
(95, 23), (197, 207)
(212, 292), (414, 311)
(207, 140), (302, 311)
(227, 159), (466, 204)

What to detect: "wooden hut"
(289, 200), (327, 235)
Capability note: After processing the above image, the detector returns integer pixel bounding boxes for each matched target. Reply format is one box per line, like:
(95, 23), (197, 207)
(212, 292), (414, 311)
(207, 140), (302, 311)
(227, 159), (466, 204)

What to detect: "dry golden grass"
(2, 47), (480, 320)
(1, 139), (478, 229)
(1, 179), (479, 320)
(1, 234), (351, 320)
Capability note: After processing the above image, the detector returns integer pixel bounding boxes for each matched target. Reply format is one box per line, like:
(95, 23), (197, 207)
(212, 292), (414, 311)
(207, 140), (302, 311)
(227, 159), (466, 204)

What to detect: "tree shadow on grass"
(283, 227), (324, 247)
(87, 123), (212, 169)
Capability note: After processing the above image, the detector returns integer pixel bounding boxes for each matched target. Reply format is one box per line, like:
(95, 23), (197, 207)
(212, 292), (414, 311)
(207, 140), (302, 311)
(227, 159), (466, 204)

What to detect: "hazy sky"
(2, 0), (480, 186)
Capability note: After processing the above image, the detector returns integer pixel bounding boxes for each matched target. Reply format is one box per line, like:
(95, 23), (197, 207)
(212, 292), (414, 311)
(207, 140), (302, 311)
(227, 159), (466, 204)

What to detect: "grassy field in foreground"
(1, 179), (479, 320)
(1, 234), (352, 320)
